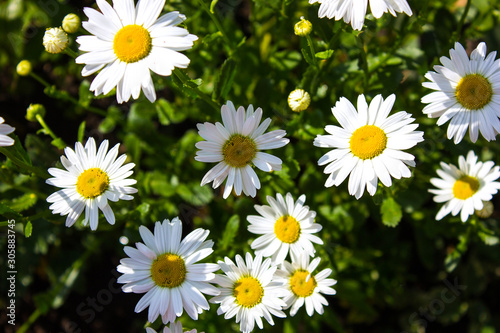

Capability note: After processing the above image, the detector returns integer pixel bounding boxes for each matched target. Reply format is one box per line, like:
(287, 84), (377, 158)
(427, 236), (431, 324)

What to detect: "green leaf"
(213, 58), (237, 100)
(380, 197), (402, 227)
(315, 50), (334, 59)
(156, 99), (186, 125)
(99, 106), (122, 134)
(78, 80), (93, 107)
(221, 215), (240, 250)
(0, 134), (49, 178)
(0, 202), (24, 220)
(25, 221), (32, 237)
(77, 121), (86, 143)
(51, 138), (66, 150)
(5, 193), (37, 212)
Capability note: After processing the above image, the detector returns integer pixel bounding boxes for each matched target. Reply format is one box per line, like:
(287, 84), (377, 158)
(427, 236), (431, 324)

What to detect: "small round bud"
(294, 17), (312, 37)
(43, 27), (69, 54)
(16, 60), (32, 76)
(26, 104), (46, 122)
(475, 201), (494, 219)
(288, 89), (311, 112)
(62, 13), (81, 33)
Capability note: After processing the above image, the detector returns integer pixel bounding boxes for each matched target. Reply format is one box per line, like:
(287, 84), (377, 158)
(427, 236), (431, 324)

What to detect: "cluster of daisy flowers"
(116, 193), (336, 333)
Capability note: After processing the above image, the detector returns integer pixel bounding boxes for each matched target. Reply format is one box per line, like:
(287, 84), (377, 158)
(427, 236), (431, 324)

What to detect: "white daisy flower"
(145, 321), (200, 333)
(313, 94), (424, 199)
(76, 0), (198, 103)
(43, 27), (69, 53)
(46, 137), (137, 230)
(274, 253), (337, 316)
(0, 117), (15, 147)
(422, 42), (500, 144)
(429, 151), (500, 222)
(195, 101), (289, 199)
(309, 0), (412, 30)
(247, 193), (323, 265)
(210, 253), (287, 333)
(117, 218), (220, 324)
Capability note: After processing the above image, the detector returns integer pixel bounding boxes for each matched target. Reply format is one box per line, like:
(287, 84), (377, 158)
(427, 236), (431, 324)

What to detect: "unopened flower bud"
(62, 13), (81, 33)
(26, 104), (46, 122)
(16, 60), (32, 76)
(43, 27), (69, 54)
(294, 17), (312, 37)
(475, 201), (494, 219)
(288, 89), (311, 112)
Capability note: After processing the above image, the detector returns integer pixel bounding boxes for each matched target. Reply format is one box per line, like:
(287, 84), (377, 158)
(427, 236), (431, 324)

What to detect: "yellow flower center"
(274, 215), (301, 243)
(233, 276), (264, 308)
(290, 270), (317, 297)
(113, 25), (152, 63)
(150, 253), (186, 288)
(453, 175), (480, 200)
(350, 125), (387, 160)
(222, 134), (257, 168)
(455, 74), (493, 110)
(76, 168), (109, 199)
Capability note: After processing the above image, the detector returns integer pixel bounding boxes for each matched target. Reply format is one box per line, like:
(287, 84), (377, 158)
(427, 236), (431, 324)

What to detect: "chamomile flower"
(195, 101), (289, 199)
(117, 218), (220, 324)
(309, 0), (412, 30)
(76, 0), (198, 103)
(274, 253), (337, 316)
(43, 27), (69, 53)
(145, 321), (199, 333)
(429, 151), (500, 222)
(247, 193), (323, 265)
(0, 117), (15, 147)
(210, 253), (287, 333)
(422, 42), (500, 144)
(313, 94), (424, 199)
(46, 138), (137, 230)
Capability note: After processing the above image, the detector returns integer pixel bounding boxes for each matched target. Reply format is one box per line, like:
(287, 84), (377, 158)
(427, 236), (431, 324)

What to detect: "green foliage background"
(1, 0), (500, 332)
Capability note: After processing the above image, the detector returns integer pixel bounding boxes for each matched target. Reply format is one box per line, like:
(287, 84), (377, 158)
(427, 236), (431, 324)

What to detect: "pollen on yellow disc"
(274, 215), (301, 243)
(290, 270), (317, 297)
(113, 25), (152, 63)
(455, 74), (493, 110)
(222, 134), (257, 168)
(76, 168), (109, 199)
(349, 125), (387, 160)
(150, 253), (186, 288)
(453, 175), (480, 200)
(233, 276), (264, 308)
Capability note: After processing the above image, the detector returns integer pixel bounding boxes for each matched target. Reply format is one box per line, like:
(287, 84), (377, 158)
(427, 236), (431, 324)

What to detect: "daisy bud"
(43, 27), (69, 54)
(294, 17), (312, 37)
(16, 60), (32, 76)
(62, 13), (81, 33)
(288, 88), (311, 112)
(476, 201), (494, 219)
(26, 104), (46, 122)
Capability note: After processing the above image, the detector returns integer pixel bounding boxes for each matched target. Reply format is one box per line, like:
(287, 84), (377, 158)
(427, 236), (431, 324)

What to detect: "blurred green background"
(1, 0), (500, 332)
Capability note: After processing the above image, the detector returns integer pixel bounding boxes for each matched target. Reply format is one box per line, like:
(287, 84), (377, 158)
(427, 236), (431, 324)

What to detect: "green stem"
(36, 114), (64, 144)
(17, 309), (42, 333)
(29, 72), (51, 87)
(455, 0), (472, 41)
(196, 0), (235, 53)
(305, 35), (318, 66)
(173, 68), (220, 111)
(63, 47), (79, 58)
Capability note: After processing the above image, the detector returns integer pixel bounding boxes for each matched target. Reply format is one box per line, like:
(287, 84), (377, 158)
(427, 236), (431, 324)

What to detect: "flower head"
(422, 42), (500, 144)
(26, 104), (46, 122)
(145, 321), (200, 333)
(309, 0), (412, 30)
(313, 94), (424, 199)
(0, 117), (15, 147)
(288, 89), (311, 112)
(16, 60), (32, 76)
(274, 253), (337, 316)
(247, 193), (323, 265)
(294, 17), (312, 37)
(429, 151), (500, 222)
(76, 0), (198, 103)
(117, 218), (220, 324)
(210, 253), (287, 333)
(46, 138), (137, 230)
(43, 27), (69, 53)
(195, 101), (289, 199)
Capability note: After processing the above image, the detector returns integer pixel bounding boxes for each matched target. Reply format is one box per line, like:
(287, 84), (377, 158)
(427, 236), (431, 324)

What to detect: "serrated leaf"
(6, 193), (37, 212)
(25, 221), (32, 237)
(221, 215), (240, 250)
(381, 197), (402, 227)
(315, 50), (334, 59)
